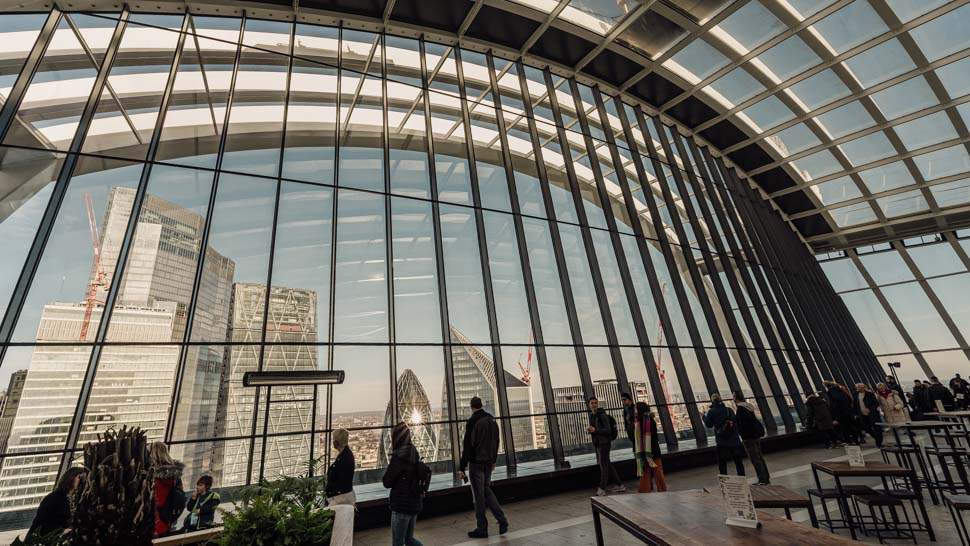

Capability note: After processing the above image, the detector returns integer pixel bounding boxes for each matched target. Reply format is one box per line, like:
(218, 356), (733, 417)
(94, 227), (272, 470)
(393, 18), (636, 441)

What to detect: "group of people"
(803, 374), (970, 449)
(27, 442), (220, 540)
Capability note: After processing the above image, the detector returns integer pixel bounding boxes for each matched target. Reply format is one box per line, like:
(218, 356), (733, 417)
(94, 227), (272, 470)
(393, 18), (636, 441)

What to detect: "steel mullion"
(48, 10), (131, 475)
(421, 36), (464, 476)
(164, 14), (246, 448)
(380, 33), (399, 434)
(702, 147), (825, 391)
(653, 122), (787, 430)
(510, 58), (571, 464)
(627, 105), (709, 443)
(555, 78), (630, 395)
(599, 94), (680, 446)
(514, 60), (597, 445)
(0, 9), (60, 143)
(255, 20), (296, 484)
(678, 136), (808, 421)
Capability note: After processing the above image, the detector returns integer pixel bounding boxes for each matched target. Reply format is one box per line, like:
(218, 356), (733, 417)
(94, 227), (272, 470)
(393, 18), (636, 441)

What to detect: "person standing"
(877, 382), (908, 424)
(805, 392), (838, 448)
(150, 442), (185, 538)
(703, 394), (745, 476)
(951, 374), (970, 410)
(854, 383), (883, 448)
(621, 393), (635, 446)
(912, 380), (930, 420)
(27, 467), (85, 538)
(633, 402), (666, 493)
(885, 376), (905, 399)
(325, 428), (356, 507)
(182, 476), (220, 532)
(929, 376), (956, 412)
(458, 396), (508, 539)
(824, 380), (854, 445)
(734, 392), (769, 485)
(383, 423), (424, 546)
(587, 397), (624, 496)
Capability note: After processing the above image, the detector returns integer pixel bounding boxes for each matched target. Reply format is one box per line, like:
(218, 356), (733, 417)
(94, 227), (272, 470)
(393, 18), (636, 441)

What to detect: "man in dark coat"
(458, 396), (508, 538)
(703, 394), (745, 476)
(913, 380), (932, 417)
(929, 376), (956, 412)
(885, 376), (905, 400)
(621, 393), (635, 444)
(587, 397), (624, 496)
(805, 392), (838, 448)
(950, 374), (970, 410)
(825, 380), (855, 445)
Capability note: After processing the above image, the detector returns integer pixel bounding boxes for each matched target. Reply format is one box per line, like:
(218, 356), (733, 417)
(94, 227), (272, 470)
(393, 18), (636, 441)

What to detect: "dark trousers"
(817, 428), (838, 447)
(716, 445), (746, 476)
(741, 438), (769, 484)
(595, 443), (622, 489)
(860, 413), (883, 447)
(469, 462), (506, 532)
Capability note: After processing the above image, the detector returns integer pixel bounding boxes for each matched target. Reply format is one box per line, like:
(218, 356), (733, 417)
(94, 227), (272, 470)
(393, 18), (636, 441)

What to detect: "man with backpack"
(733, 392), (769, 485)
(458, 396), (508, 539)
(703, 394), (746, 476)
(587, 397), (625, 496)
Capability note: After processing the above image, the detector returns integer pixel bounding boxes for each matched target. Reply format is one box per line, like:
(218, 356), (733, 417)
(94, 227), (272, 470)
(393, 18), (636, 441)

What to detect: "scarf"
(633, 414), (653, 477)
(879, 389), (891, 399)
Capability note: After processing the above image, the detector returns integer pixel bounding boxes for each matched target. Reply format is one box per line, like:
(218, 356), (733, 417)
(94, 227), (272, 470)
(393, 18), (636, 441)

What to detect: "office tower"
(220, 283), (319, 486)
(377, 369), (438, 468)
(0, 370), (27, 460)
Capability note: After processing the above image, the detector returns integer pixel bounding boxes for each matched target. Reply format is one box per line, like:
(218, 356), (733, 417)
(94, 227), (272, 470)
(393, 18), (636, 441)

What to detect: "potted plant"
(216, 467), (336, 546)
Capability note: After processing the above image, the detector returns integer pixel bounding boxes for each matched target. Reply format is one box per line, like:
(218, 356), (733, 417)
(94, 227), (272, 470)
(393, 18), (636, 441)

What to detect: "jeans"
(469, 462), (507, 532)
(716, 445), (746, 476)
(390, 511), (423, 546)
(594, 443), (622, 489)
(741, 439), (769, 484)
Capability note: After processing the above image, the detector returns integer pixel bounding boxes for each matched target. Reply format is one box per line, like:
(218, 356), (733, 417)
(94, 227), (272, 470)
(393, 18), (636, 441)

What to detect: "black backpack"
(737, 406), (765, 439)
(160, 477), (187, 525)
(715, 408), (737, 442)
(412, 458), (432, 497)
(606, 413), (619, 442)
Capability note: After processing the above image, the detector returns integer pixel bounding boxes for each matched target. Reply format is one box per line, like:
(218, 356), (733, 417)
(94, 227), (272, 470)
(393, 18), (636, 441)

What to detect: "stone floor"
(354, 444), (967, 545)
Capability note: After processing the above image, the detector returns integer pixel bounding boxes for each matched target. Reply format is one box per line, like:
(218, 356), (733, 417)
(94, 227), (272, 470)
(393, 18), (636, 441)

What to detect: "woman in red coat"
(150, 442), (184, 537)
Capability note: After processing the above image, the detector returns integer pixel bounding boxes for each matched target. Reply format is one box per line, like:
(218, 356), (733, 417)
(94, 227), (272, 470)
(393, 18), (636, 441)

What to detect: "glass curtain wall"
(820, 233), (970, 384)
(0, 8), (876, 522)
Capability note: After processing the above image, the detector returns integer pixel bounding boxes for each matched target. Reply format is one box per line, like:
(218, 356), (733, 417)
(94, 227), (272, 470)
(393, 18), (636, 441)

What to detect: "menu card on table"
(718, 474), (760, 529)
(847, 445), (865, 467)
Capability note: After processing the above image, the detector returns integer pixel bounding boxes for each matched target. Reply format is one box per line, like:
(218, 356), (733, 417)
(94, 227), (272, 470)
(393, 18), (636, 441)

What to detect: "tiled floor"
(355, 444), (967, 545)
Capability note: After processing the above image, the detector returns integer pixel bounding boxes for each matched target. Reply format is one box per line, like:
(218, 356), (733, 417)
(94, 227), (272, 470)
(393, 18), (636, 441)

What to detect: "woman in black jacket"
(382, 422), (424, 546)
(28, 467), (86, 538)
(326, 428), (356, 506)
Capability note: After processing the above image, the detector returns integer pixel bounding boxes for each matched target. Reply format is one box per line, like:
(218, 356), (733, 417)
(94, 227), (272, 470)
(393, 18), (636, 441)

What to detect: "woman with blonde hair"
(876, 382), (908, 424)
(325, 428), (356, 506)
(150, 442), (184, 537)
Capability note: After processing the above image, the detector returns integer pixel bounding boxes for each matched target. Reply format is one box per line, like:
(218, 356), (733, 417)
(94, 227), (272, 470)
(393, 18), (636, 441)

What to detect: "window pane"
(391, 197), (442, 343)
(333, 189), (388, 342)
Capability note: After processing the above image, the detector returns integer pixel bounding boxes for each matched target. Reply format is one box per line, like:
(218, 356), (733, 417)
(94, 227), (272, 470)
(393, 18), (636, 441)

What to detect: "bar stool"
(808, 485), (877, 533)
(877, 487), (933, 538)
(852, 493), (917, 545)
(925, 447), (970, 495)
(945, 494), (970, 546)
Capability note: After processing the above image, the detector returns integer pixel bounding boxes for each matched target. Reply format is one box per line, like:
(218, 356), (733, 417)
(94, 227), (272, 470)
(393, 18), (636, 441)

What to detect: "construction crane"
(517, 331), (534, 385)
(79, 193), (107, 341)
(654, 282), (678, 432)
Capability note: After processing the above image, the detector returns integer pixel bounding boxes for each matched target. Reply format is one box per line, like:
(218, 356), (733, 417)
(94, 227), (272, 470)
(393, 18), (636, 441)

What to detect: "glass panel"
(811, 0), (887, 54)
(930, 178), (970, 208)
(521, 217), (573, 344)
(914, 145), (970, 181)
(838, 132), (896, 167)
(928, 273), (970, 342)
(811, 176), (862, 205)
(561, 0), (641, 35)
(767, 123), (820, 157)
(909, 3), (970, 62)
(705, 68), (766, 108)
(815, 101), (875, 139)
(882, 282), (958, 351)
(753, 35), (820, 83)
(0, 14), (47, 106)
(331, 345), (389, 478)
(664, 39), (730, 84)
(859, 161), (915, 193)
(483, 211), (534, 345)
(441, 204), (491, 344)
(788, 69), (851, 111)
(859, 251), (914, 285)
(395, 345), (453, 474)
(842, 39), (915, 88)
(712, 1), (785, 54)
(820, 258), (868, 292)
(332, 189), (388, 343)
(840, 289), (909, 354)
(831, 201), (877, 227)
(739, 95), (795, 131)
(894, 111), (958, 152)
(876, 189), (928, 218)
(870, 76), (937, 121)
(907, 243), (964, 278)
(936, 57), (970, 99)
(391, 197), (442, 343)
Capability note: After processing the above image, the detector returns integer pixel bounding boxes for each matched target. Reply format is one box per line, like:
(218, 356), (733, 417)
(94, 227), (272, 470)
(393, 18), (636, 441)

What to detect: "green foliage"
(10, 529), (70, 546)
(216, 466), (334, 546)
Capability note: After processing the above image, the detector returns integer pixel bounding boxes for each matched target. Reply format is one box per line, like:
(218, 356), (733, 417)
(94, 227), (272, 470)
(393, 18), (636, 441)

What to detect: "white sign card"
(936, 400), (946, 413)
(846, 445), (865, 467)
(717, 474), (759, 529)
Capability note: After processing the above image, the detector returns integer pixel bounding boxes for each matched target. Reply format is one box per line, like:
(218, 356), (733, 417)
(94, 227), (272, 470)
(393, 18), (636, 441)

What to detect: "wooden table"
(811, 460), (933, 541)
(590, 489), (854, 546)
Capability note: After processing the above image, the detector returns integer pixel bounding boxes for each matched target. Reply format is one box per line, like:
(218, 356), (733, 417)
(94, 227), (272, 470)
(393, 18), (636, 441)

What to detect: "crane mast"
(79, 193), (107, 341)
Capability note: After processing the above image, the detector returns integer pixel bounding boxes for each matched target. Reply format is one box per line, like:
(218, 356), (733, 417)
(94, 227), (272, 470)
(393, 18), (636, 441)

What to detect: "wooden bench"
(703, 484), (817, 527)
(152, 527), (223, 545)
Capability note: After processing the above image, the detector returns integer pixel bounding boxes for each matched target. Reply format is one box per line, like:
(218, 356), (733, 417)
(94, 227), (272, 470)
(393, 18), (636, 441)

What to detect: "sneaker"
(467, 529), (488, 539)
(610, 484), (627, 493)
(596, 488), (608, 496)
(499, 522), (509, 535)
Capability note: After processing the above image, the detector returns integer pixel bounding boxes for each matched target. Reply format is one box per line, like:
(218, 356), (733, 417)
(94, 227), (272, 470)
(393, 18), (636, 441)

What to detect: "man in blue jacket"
(703, 394), (746, 476)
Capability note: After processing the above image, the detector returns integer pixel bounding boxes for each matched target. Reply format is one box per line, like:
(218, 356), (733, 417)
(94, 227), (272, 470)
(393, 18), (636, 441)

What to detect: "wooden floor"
(354, 444), (967, 545)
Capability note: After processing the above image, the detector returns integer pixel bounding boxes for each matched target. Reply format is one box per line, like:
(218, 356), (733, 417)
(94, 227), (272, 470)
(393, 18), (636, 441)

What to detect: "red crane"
(517, 331), (534, 385)
(79, 193), (107, 341)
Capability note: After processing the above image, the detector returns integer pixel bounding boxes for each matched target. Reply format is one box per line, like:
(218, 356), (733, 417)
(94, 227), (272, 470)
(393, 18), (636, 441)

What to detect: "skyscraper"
(378, 369), (439, 468)
(220, 283), (319, 486)
(0, 370), (27, 463)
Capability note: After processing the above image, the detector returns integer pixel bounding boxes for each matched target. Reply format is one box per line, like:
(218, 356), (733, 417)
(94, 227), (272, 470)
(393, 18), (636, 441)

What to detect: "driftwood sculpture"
(72, 426), (155, 545)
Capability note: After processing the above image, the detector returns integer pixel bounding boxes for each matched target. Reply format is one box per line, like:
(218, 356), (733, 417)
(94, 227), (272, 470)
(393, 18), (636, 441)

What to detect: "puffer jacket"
(153, 461), (184, 537)
(382, 444), (423, 515)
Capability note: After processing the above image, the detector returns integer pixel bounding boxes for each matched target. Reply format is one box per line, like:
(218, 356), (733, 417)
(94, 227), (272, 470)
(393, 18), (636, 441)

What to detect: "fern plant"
(10, 529), (70, 546)
(217, 464), (334, 546)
